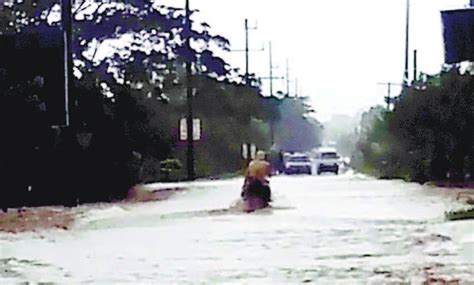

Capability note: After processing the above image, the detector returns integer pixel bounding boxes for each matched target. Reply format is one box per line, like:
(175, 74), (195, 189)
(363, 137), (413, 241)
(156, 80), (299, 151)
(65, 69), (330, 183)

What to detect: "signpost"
(242, 143), (256, 166)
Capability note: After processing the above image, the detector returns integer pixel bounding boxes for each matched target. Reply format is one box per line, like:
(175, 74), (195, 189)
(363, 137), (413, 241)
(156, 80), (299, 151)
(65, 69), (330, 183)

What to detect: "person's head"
(256, 150), (266, 160)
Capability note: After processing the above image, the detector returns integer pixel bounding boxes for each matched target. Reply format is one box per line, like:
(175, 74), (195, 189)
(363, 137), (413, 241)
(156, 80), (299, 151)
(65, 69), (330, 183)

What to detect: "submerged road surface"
(1, 173), (473, 284)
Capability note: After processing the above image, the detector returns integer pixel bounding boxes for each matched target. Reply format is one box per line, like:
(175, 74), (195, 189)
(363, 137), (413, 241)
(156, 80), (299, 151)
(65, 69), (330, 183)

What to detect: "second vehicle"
(314, 148), (340, 175)
(283, 153), (312, 175)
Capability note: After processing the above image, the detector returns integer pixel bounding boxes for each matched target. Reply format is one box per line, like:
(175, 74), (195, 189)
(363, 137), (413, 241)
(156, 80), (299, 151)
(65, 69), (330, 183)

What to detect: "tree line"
(353, 68), (473, 184)
(0, 0), (322, 208)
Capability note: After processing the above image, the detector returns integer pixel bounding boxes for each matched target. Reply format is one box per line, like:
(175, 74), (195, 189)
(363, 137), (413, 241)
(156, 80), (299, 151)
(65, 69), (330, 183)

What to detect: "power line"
(260, 41), (284, 96)
(244, 19), (258, 84)
(230, 19), (263, 86)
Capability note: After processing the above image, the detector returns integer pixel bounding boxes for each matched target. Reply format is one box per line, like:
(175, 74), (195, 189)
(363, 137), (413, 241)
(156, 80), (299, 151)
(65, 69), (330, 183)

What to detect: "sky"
(158, 0), (469, 122)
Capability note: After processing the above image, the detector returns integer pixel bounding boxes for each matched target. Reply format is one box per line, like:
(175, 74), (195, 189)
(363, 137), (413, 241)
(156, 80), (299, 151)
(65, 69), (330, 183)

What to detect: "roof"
(316, 147), (337, 153)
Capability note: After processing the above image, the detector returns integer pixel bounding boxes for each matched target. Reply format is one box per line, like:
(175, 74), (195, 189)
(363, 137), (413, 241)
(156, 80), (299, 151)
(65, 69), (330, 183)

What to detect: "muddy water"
(1, 173), (473, 284)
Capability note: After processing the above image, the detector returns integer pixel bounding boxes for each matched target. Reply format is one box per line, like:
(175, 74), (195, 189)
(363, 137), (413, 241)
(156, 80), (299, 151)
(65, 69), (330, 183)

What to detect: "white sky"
(158, 0), (469, 122)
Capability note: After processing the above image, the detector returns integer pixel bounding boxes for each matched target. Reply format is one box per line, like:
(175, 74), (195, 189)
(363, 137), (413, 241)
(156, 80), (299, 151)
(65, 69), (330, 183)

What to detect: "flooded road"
(1, 173), (473, 284)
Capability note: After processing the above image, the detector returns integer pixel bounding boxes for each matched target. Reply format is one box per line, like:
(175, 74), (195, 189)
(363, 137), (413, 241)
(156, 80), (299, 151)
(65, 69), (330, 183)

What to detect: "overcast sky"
(159, 0), (469, 122)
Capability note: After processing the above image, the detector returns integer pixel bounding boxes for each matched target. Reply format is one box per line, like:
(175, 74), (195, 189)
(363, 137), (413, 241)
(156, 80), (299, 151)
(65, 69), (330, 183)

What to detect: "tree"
(356, 69), (473, 183)
(272, 96), (323, 152)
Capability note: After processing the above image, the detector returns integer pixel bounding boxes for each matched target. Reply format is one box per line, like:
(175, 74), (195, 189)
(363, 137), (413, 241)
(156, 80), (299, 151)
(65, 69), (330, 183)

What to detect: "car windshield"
(321, 152), (338, 159)
(288, 156), (310, 162)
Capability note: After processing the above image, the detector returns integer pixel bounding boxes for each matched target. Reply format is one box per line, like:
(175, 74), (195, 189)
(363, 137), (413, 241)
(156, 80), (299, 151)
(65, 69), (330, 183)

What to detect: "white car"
(314, 148), (340, 175)
(284, 153), (312, 175)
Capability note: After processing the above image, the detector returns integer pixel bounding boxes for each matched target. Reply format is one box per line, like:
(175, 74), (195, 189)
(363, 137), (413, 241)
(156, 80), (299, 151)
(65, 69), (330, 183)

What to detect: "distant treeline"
(0, 1), (322, 208)
(354, 69), (473, 183)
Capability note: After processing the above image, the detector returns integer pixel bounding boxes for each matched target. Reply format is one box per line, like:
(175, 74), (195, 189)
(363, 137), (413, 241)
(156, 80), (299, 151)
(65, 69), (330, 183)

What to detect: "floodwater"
(1, 172), (473, 284)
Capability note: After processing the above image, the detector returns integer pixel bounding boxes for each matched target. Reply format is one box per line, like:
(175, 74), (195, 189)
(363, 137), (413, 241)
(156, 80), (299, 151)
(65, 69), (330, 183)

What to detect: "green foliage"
(159, 159), (183, 182)
(445, 208), (474, 221)
(0, 0), (326, 209)
(251, 96), (324, 153)
(272, 97), (323, 151)
(356, 70), (474, 183)
(160, 159), (182, 171)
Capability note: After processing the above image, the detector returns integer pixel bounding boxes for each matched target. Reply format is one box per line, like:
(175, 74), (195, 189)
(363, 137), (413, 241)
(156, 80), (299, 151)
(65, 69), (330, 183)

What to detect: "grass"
(0, 213), (20, 225)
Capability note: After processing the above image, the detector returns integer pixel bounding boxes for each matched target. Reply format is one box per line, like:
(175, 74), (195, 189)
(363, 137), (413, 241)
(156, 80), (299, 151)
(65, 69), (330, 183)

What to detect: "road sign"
(242, 144), (248, 159)
(242, 143), (256, 160)
(180, 118), (201, 141)
(250, 144), (256, 159)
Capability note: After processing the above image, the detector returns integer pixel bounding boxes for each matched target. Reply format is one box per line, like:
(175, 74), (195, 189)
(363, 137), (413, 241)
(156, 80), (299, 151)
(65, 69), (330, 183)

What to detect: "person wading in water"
(241, 150), (272, 210)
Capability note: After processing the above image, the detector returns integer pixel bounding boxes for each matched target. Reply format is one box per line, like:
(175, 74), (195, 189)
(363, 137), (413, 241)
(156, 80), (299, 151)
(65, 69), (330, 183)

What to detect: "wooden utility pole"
(260, 42), (284, 146)
(269, 43), (275, 144)
(286, 59), (290, 96)
(260, 41), (284, 96)
(230, 19), (263, 159)
(269, 41), (274, 96)
(244, 19), (259, 85)
(230, 19), (262, 85)
(185, 0), (195, 180)
(61, 0), (73, 126)
(403, 0), (410, 86)
(245, 19), (249, 79)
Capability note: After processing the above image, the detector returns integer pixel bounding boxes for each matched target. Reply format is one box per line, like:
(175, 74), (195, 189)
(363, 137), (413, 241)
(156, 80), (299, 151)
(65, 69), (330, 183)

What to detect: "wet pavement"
(1, 172), (473, 284)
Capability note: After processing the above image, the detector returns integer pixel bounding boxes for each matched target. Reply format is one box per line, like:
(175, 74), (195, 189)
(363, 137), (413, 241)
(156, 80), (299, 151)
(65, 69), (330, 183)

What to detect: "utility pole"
(185, 0), (195, 180)
(231, 19), (261, 86)
(413, 49), (418, 82)
(269, 41), (274, 96)
(261, 41), (284, 96)
(377, 82), (403, 110)
(260, 41), (284, 96)
(245, 19), (249, 79)
(244, 19), (259, 84)
(259, 41), (284, 146)
(268, 43), (274, 146)
(386, 83), (391, 110)
(286, 59), (290, 96)
(61, 0), (73, 127)
(403, 0), (410, 86)
(233, 19), (262, 162)
(295, 78), (298, 98)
